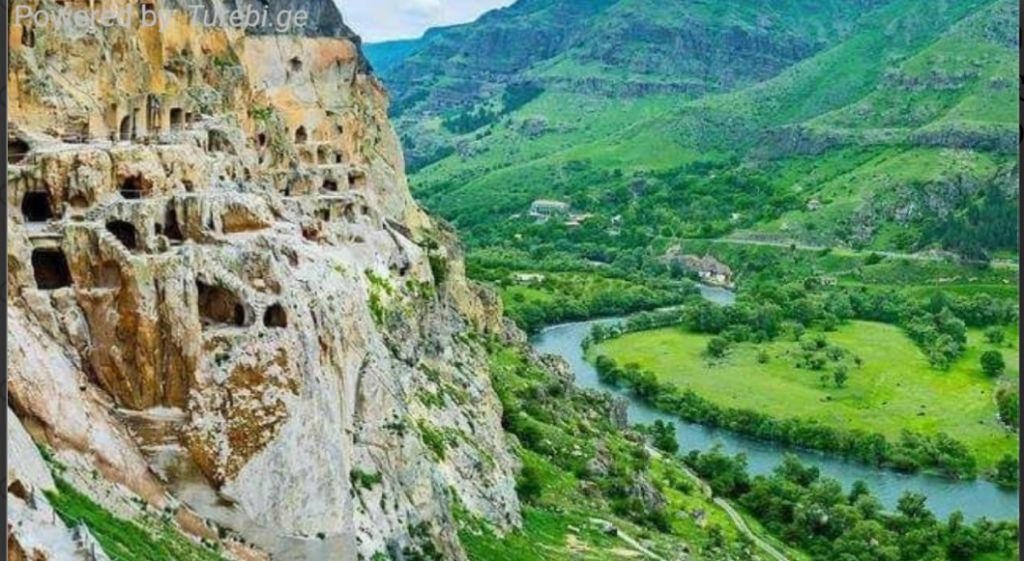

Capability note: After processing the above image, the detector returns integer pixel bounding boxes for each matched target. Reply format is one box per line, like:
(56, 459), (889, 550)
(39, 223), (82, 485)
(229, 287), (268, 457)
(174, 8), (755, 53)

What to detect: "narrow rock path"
(677, 464), (791, 561)
(588, 518), (665, 561)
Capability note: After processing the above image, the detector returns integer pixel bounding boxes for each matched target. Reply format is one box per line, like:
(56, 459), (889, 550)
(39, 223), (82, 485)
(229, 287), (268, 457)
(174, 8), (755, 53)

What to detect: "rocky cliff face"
(7, 0), (520, 558)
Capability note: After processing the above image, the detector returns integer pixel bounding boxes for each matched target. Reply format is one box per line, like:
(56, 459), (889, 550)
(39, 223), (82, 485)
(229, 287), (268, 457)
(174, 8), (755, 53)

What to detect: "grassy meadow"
(589, 321), (1018, 471)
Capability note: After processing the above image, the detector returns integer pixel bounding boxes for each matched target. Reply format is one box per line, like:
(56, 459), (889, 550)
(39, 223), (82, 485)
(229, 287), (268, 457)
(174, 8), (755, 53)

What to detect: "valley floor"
(588, 321), (1019, 472)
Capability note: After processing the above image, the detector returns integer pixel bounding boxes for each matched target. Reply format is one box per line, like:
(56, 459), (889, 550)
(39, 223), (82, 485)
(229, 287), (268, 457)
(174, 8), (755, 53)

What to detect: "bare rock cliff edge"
(7, 0), (520, 558)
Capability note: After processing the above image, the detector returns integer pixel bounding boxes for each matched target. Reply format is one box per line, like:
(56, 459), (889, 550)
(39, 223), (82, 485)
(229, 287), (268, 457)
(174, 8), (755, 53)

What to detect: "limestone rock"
(7, 0), (521, 558)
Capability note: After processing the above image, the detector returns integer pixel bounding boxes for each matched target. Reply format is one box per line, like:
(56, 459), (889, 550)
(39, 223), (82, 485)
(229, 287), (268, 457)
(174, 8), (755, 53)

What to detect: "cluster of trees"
(505, 286), (688, 334)
(593, 355), (979, 479)
(792, 335), (857, 388)
(473, 264), (698, 333)
(441, 83), (545, 135)
(995, 385), (1018, 428)
(687, 449), (1018, 561)
(903, 307), (968, 368)
(442, 105), (500, 134)
(584, 308), (688, 346)
(927, 184), (1020, 259)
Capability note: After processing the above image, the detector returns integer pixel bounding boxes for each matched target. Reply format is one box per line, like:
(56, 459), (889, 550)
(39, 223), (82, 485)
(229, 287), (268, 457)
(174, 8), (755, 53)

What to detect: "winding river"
(530, 285), (1019, 522)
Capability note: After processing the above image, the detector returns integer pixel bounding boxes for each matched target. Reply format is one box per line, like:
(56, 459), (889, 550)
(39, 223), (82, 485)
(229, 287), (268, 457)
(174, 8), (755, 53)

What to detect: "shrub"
(515, 464), (544, 503)
(705, 337), (729, 358)
(980, 350), (1005, 377)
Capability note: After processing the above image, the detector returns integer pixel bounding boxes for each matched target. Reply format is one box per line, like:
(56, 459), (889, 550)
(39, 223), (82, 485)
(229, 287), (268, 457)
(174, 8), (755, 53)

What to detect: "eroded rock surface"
(8, 0), (519, 558)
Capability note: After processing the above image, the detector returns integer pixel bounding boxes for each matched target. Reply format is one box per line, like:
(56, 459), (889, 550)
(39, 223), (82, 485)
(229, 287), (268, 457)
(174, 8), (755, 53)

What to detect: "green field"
(590, 321), (1018, 471)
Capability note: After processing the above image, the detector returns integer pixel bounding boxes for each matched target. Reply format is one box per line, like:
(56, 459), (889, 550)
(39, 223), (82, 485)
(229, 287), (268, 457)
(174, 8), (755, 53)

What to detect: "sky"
(338, 0), (515, 43)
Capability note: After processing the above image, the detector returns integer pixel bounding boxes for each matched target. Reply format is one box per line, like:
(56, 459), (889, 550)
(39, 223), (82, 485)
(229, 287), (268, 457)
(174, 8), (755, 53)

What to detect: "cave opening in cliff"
(295, 126), (308, 144)
(68, 194), (89, 209)
(119, 116), (133, 141)
(322, 179), (338, 192)
(208, 130), (232, 153)
(170, 108), (184, 131)
(120, 175), (145, 199)
(334, 151), (343, 164)
(164, 206), (184, 242)
(32, 249), (72, 290)
(289, 57), (303, 73)
(263, 304), (288, 328)
(196, 281), (248, 327)
(348, 171), (367, 189)
(106, 220), (139, 250)
(8, 138), (30, 164)
(21, 191), (54, 222)
(257, 132), (267, 147)
(21, 25), (34, 48)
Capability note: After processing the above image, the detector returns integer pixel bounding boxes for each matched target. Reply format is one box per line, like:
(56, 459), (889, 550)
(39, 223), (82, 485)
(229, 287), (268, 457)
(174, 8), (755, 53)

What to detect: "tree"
(994, 454), (1018, 487)
(833, 365), (849, 388)
(984, 326), (1005, 345)
(980, 350), (1005, 377)
(945, 511), (978, 561)
(705, 337), (729, 358)
(649, 420), (679, 455)
(594, 355), (622, 385)
(896, 492), (933, 524)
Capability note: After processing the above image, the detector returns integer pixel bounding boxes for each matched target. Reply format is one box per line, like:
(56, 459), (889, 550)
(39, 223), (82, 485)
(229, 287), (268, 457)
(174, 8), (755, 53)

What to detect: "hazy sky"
(338, 0), (515, 43)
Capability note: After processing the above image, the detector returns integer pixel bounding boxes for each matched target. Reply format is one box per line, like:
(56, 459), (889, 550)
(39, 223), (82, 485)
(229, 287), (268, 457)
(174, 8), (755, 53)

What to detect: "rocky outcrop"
(7, 0), (520, 558)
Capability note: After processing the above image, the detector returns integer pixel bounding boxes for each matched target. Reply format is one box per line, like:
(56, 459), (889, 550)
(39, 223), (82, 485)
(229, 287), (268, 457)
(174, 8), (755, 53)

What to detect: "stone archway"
(21, 191), (53, 222)
(31, 249), (72, 289)
(119, 116), (133, 141)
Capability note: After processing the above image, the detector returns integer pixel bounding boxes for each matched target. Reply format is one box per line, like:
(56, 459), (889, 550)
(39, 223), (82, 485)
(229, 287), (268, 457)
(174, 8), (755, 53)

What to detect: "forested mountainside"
(5, 0), (793, 560)
(370, 0), (1018, 262)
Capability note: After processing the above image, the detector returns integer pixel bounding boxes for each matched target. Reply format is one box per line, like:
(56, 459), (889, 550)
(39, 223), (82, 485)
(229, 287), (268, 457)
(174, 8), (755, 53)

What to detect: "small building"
(564, 213), (592, 227)
(512, 273), (545, 284)
(684, 255), (732, 286)
(664, 247), (734, 287)
(806, 198), (823, 211)
(529, 199), (570, 217)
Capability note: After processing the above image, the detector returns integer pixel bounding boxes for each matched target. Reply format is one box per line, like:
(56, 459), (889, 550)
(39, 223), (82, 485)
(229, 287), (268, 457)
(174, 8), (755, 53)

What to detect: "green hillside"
(368, 0), (1018, 265)
(364, 37), (427, 74)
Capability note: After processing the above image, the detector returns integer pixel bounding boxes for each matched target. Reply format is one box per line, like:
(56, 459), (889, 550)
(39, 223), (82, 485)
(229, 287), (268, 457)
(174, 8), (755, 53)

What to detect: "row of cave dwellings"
(27, 251), (289, 332)
(111, 100), (198, 143)
(12, 56), (365, 331)
(26, 239), (290, 332)
(10, 159), (353, 337)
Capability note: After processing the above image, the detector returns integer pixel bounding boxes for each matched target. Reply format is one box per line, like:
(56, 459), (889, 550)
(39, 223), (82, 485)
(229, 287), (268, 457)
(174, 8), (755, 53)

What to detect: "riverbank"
(530, 317), (1019, 521)
(588, 320), (1018, 478)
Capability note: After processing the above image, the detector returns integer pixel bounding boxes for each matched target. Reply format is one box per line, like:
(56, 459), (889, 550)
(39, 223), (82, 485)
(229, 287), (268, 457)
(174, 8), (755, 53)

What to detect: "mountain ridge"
(370, 0), (1018, 261)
